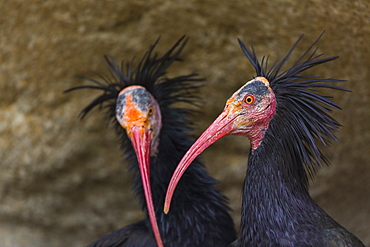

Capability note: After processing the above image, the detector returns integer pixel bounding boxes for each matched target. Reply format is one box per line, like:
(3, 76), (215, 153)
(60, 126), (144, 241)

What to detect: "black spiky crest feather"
(65, 36), (204, 148)
(238, 32), (350, 186)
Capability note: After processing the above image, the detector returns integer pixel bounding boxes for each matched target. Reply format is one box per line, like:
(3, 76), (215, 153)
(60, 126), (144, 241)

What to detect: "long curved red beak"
(164, 109), (236, 214)
(130, 127), (164, 247)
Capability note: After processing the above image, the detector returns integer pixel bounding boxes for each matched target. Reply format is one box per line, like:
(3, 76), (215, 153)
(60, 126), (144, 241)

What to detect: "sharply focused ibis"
(164, 33), (365, 246)
(67, 37), (236, 247)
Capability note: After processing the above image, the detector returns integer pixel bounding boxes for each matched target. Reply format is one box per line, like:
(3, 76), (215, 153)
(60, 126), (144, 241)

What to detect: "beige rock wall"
(0, 0), (369, 246)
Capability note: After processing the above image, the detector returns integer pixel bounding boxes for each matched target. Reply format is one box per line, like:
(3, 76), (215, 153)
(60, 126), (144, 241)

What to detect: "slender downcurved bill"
(164, 108), (236, 214)
(130, 127), (164, 247)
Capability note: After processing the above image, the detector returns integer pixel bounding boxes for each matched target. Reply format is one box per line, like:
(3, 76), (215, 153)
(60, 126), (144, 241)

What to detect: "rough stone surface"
(0, 0), (369, 246)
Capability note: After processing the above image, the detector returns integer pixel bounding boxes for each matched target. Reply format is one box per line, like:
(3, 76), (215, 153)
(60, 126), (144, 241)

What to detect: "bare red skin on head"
(225, 77), (276, 150)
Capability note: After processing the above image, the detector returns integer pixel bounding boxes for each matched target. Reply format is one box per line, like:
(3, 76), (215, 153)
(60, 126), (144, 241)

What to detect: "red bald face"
(222, 77), (276, 148)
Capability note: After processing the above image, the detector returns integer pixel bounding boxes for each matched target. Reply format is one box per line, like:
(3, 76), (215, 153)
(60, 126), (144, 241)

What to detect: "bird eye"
(245, 95), (255, 105)
(148, 107), (153, 115)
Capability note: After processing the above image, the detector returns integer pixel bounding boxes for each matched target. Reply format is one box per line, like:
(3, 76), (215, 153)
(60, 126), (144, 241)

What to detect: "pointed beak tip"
(163, 202), (168, 214)
(163, 190), (173, 214)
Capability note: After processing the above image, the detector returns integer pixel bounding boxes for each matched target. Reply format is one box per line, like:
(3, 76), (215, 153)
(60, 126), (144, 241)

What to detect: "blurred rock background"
(0, 0), (369, 246)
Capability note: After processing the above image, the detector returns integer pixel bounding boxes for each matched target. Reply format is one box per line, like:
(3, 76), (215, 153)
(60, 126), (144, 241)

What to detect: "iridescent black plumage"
(235, 33), (364, 246)
(67, 36), (236, 247)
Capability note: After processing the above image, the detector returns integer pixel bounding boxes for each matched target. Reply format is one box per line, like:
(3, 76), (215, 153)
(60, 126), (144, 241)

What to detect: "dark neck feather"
(240, 136), (319, 245)
(238, 123), (364, 246)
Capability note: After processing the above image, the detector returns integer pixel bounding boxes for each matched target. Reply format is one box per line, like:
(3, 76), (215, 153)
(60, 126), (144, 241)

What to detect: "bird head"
(116, 85), (162, 157)
(211, 77), (276, 148)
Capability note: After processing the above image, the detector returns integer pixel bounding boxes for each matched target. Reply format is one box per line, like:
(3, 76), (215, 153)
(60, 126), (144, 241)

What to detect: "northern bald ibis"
(164, 33), (365, 246)
(67, 36), (236, 247)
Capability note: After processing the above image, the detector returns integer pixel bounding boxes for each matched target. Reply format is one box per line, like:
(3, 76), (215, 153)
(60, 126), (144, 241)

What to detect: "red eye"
(245, 95), (255, 105)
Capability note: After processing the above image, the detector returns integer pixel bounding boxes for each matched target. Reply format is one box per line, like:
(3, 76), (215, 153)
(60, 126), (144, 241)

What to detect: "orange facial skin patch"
(116, 85), (151, 136)
(124, 94), (147, 131)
